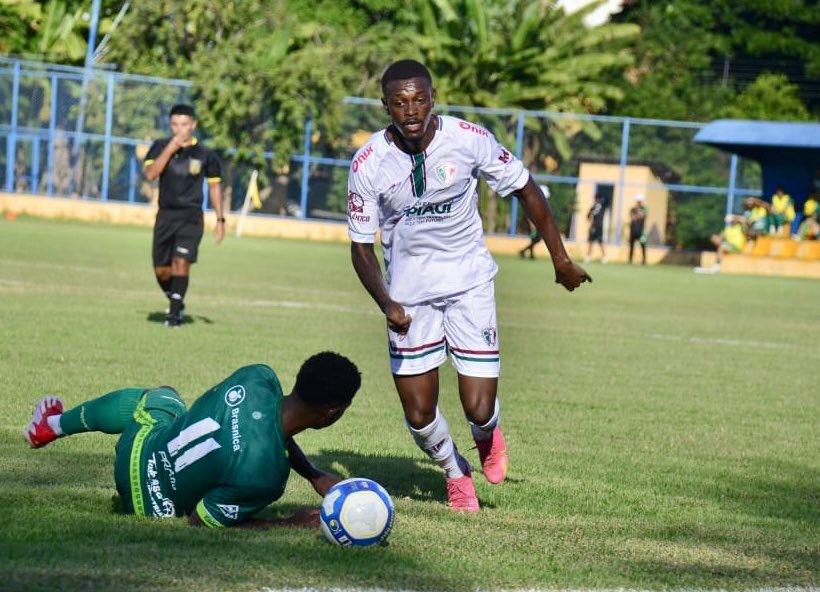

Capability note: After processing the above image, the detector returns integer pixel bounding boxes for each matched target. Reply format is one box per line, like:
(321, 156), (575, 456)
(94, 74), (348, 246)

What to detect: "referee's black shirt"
(144, 138), (222, 210)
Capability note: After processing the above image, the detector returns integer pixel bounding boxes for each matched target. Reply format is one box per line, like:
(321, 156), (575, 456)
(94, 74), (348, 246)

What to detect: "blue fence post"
(101, 72), (114, 201)
(726, 153), (738, 218)
(299, 116), (312, 220)
(509, 111), (525, 236)
(128, 153), (136, 203)
(614, 118), (631, 246)
(46, 73), (58, 197)
(31, 138), (40, 192)
(5, 60), (20, 192)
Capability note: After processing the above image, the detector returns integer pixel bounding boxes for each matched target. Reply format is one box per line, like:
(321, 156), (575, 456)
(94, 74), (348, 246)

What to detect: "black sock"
(168, 275), (189, 317)
(156, 276), (171, 298)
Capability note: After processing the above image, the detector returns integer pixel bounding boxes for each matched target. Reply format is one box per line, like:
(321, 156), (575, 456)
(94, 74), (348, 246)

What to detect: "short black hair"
(381, 60), (432, 94)
(169, 104), (196, 119)
(294, 352), (361, 407)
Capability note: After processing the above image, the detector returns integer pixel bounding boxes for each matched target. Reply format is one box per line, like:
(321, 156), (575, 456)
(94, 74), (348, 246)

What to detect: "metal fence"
(1, 58), (762, 245)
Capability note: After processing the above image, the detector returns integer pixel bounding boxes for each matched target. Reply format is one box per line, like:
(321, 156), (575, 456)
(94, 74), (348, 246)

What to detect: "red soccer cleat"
(475, 426), (509, 484)
(445, 470), (479, 512)
(24, 396), (63, 449)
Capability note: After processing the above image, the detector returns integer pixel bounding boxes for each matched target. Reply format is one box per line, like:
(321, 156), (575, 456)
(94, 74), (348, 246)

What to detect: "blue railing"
(0, 58), (761, 242)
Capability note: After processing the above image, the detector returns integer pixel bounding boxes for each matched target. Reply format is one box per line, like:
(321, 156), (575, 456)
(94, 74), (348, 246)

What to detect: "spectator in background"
(585, 192), (607, 264)
(742, 196), (771, 239)
(769, 186), (795, 236)
(628, 195), (648, 265)
(695, 215), (747, 273)
(795, 193), (818, 240)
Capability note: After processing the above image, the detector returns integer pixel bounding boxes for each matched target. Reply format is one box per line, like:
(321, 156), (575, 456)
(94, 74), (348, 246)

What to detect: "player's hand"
(384, 301), (412, 334)
(173, 133), (193, 148)
(554, 260), (592, 291)
(310, 472), (341, 497)
(214, 221), (225, 244)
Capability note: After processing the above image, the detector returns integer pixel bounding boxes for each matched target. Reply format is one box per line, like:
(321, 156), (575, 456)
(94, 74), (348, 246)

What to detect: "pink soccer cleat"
(24, 396), (63, 449)
(445, 470), (479, 513)
(475, 426), (509, 484)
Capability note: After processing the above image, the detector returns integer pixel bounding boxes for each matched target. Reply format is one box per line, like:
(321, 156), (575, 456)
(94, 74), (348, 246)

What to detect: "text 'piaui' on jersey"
(347, 115), (529, 305)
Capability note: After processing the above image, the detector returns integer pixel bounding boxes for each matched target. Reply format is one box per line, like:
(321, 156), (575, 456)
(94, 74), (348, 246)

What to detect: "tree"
(395, 0), (640, 232)
(723, 72), (811, 121)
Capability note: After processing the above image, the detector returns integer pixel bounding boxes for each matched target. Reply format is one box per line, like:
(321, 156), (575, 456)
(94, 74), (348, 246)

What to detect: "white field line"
(0, 278), (378, 317)
(255, 588), (820, 592)
(648, 332), (797, 350)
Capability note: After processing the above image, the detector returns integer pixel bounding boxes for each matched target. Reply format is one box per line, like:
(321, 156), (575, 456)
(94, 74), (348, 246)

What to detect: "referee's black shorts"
(152, 208), (204, 267)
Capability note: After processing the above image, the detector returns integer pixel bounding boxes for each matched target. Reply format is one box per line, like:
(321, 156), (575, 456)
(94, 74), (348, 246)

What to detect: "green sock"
(59, 388), (145, 435)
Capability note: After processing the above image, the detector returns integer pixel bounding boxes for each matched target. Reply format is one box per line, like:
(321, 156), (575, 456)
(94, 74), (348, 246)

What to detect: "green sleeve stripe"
(128, 394), (157, 518)
(195, 500), (224, 528)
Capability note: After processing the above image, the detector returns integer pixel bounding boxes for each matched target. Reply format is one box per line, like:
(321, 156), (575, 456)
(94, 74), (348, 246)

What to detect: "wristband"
(217, 217), (225, 223)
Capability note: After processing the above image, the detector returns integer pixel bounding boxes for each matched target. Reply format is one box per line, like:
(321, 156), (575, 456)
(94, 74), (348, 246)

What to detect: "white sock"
(469, 398), (500, 442)
(407, 408), (467, 479)
(47, 414), (63, 436)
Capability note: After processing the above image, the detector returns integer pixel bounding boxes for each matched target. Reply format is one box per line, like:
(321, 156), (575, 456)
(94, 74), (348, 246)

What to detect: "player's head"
(294, 352), (361, 428)
(168, 104), (197, 140)
(380, 59), (436, 146)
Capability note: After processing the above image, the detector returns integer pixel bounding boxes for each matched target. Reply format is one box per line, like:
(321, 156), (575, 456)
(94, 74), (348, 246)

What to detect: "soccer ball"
(319, 478), (394, 547)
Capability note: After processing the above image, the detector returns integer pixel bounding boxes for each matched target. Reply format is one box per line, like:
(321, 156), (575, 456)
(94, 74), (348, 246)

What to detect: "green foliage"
(722, 72), (812, 121)
(0, 0), (116, 64)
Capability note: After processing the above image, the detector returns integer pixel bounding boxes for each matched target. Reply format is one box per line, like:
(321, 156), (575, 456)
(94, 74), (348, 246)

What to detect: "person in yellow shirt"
(769, 186), (795, 235)
(695, 215), (748, 273)
(742, 197), (771, 238)
(796, 193), (818, 240)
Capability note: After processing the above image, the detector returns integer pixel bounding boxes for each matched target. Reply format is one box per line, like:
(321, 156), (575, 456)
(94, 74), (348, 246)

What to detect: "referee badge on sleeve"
(188, 159), (202, 175)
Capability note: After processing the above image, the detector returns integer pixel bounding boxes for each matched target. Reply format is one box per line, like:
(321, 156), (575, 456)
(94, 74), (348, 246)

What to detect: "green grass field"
(0, 216), (817, 592)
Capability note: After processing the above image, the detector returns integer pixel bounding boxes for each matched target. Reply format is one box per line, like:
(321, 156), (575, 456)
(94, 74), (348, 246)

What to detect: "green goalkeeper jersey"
(120, 364), (291, 527)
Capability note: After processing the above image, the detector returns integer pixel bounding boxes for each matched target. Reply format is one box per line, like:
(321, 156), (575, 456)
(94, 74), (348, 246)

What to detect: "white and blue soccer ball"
(320, 477), (394, 547)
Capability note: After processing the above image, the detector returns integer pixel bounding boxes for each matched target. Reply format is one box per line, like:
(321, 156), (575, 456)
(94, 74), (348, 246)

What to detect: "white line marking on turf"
(648, 332), (797, 350)
(254, 588), (820, 592)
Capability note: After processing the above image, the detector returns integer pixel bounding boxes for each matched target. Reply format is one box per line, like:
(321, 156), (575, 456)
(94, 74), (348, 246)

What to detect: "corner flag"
(236, 170), (261, 238)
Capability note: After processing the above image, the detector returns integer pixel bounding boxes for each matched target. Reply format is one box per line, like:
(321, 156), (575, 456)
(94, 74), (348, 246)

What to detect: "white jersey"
(348, 115), (529, 304)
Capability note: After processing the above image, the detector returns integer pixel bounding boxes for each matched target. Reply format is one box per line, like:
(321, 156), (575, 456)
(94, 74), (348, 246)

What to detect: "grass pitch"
(0, 216), (817, 592)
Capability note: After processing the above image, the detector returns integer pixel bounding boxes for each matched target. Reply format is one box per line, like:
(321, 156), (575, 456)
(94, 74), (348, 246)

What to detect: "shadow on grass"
(307, 448), (499, 509)
(144, 311), (214, 325)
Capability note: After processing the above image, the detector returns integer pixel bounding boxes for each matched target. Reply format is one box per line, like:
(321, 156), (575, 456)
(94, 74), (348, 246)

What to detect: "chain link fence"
(1, 58), (761, 248)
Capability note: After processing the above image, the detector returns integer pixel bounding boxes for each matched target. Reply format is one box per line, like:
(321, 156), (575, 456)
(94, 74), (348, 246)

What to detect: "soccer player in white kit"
(348, 60), (591, 511)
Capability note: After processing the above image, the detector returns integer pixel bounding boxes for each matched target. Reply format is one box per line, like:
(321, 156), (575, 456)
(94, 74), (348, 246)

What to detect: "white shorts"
(387, 281), (500, 377)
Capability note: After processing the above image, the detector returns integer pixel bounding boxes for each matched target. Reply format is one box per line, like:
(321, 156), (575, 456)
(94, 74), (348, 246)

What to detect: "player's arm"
(208, 181), (225, 243)
(287, 437), (341, 497)
(350, 241), (411, 334)
(144, 138), (182, 181)
(514, 176), (592, 291)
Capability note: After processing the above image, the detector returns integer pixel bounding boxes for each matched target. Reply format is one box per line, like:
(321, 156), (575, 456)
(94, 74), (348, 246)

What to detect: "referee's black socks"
(168, 275), (189, 317)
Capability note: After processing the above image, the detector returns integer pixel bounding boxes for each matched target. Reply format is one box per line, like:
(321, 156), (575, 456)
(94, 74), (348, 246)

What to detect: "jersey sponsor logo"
(458, 121), (489, 137)
(482, 327), (497, 347)
(498, 149), (511, 164)
(146, 453), (177, 518)
(230, 407), (242, 452)
(403, 201), (453, 225)
(217, 504), (239, 520)
(434, 164), (457, 186)
(225, 385), (246, 407)
(351, 145), (374, 173)
(347, 192), (371, 222)
(158, 451), (177, 491)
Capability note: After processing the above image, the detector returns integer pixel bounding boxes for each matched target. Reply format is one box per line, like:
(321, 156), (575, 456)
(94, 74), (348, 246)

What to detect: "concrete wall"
(574, 163), (669, 246)
(0, 192), (699, 265)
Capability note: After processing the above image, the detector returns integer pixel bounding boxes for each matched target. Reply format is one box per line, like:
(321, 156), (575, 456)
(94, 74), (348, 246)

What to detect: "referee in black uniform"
(144, 104), (225, 327)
